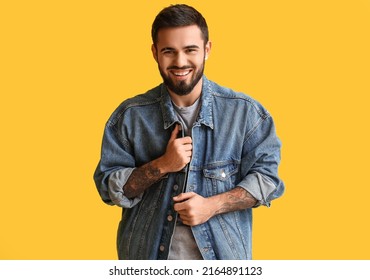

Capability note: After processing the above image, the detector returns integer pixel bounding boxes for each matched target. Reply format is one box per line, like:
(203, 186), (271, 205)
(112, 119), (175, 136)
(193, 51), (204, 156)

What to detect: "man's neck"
(168, 79), (203, 107)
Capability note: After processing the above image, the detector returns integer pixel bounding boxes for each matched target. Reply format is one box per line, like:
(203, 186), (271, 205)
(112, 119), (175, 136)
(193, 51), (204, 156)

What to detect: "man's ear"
(205, 41), (212, 60)
(151, 44), (158, 63)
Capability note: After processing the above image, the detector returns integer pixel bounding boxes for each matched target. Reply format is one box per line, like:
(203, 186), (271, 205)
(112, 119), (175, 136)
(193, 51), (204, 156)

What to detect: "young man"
(94, 4), (284, 260)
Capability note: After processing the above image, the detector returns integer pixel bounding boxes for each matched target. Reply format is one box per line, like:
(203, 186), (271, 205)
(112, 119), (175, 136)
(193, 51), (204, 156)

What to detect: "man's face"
(152, 25), (211, 96)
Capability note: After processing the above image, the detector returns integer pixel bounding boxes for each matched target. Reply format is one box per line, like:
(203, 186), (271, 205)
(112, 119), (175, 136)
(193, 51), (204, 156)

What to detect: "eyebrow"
(184, 45), (200, 49)
(160, 47), (175, 52)
(160, 45), (200, 52)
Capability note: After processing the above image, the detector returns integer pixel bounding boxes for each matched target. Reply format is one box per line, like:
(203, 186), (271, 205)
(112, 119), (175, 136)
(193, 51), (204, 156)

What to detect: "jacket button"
(159, 245), (165, 252)
(221, 172), (226, 178)
(173, 185), (179, 191)
(167, 215), (173, 222)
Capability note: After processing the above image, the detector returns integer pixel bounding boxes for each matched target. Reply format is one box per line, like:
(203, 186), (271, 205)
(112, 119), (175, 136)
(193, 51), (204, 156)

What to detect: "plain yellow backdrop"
(1, 0), (369, 259)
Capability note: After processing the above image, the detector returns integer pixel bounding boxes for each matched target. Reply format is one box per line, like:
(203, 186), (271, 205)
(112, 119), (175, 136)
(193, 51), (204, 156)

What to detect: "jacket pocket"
(203, 162), (239, 195)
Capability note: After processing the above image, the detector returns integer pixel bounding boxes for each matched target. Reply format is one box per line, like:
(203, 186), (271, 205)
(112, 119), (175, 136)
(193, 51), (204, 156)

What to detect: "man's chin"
(168, 85), (193, 96)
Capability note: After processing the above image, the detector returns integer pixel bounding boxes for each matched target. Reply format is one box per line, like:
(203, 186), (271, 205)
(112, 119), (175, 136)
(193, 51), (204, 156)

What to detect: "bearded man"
(94, 4), (284, 260)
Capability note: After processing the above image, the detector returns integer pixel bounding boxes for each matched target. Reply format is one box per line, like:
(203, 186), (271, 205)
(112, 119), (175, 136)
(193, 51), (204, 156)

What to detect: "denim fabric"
(94, 76), (284, 260)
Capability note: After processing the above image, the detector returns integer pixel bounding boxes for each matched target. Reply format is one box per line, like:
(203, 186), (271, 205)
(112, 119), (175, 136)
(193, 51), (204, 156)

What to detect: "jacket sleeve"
(93, 123), (142, 208)
(237, 113), (285, 207)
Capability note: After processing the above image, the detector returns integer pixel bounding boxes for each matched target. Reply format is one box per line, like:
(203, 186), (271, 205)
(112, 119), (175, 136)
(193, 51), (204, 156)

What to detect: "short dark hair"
(151, 4), (209, 45)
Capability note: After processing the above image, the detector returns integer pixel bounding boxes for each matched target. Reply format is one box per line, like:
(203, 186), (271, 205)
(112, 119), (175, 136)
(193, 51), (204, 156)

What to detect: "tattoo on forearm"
(215, 187), (257, 215)
(123, 161), (163, 198)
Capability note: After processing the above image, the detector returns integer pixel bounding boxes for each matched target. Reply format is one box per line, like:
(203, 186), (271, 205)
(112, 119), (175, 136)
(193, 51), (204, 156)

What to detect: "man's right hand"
(158, 124), (193, 173)
(123, 124), (192, 198)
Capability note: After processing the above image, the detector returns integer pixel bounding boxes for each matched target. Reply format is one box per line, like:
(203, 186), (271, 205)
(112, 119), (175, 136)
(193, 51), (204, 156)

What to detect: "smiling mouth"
(173, 70), (190, 76)
(170, 69), (192, 78)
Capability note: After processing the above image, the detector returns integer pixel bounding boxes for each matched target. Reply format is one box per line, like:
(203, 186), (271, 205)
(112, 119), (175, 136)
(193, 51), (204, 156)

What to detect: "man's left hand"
(173, 192), (216, 226)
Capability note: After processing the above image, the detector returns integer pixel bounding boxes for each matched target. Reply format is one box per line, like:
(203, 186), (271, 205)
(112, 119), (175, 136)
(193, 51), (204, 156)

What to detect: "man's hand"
(173, 187), (258, 226)
(123, 124), (192, 198)
(173, 192), (216, 226)
(158, 124), (193, 173)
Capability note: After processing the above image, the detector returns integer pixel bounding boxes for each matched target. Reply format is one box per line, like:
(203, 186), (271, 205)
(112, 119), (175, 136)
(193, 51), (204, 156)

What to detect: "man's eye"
(163, 50), (174, 55)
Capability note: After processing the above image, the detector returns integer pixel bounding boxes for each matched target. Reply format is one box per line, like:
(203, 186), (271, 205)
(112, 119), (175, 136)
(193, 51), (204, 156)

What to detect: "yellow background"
(1, 0), (369, 259)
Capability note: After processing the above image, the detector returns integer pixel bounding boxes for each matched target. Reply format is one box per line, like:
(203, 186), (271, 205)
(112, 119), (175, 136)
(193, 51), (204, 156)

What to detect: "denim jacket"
(94, 76), (284, 260)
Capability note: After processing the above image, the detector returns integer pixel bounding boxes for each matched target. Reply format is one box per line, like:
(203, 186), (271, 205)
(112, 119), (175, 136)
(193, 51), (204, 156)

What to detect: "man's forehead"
(156, 25), (204, 46)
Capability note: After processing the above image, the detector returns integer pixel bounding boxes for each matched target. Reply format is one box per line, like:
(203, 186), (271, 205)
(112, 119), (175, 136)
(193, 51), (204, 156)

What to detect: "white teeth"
(173, 71), (190, 76)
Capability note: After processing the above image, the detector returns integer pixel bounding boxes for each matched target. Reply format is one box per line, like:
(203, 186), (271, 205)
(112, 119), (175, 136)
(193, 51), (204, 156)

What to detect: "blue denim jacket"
(94, 76), (284, 260)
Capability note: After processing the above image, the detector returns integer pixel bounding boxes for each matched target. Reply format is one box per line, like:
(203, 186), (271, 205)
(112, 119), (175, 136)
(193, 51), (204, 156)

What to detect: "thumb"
(169, 124), (181, 141)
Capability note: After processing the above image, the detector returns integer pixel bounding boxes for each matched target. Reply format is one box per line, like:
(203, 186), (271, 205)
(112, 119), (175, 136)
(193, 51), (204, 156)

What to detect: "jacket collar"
(161, 75), (214, 130)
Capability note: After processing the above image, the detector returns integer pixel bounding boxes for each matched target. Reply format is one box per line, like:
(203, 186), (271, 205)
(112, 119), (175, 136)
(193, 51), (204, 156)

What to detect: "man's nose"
(173, 52), (187, 67)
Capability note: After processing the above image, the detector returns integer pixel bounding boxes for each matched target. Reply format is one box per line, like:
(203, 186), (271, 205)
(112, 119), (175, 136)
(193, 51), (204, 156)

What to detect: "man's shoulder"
(120, 84), (162, 108)
(207, 79), (254, 101)
(107, 84), (162, 126)
(207, 79), (269, 117)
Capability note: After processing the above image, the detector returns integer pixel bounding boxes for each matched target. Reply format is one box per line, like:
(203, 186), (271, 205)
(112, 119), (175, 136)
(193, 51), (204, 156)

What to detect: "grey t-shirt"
(172, 98), (201, 137)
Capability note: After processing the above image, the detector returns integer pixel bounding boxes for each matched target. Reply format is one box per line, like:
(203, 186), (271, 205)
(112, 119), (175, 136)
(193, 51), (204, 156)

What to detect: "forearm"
(210, 186), (258, 216)
(123, 157), (167, 198)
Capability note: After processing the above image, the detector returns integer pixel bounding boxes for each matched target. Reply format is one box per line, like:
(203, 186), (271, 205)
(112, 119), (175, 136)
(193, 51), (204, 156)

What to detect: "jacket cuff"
(238, 172), (277, 207)
(108, 168), (143, 208)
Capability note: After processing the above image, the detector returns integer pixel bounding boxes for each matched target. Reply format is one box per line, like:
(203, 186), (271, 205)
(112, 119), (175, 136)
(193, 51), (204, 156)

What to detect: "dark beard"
(159, 63), (205, 96)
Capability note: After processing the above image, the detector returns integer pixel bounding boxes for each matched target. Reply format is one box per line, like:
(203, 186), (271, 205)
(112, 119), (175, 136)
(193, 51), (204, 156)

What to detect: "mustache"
(167, 66), (193, 70)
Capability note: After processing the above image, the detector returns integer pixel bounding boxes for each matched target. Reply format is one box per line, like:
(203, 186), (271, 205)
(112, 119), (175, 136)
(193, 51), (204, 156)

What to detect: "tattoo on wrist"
(123, 161), (163, 198)
(215, 187), (257, 215)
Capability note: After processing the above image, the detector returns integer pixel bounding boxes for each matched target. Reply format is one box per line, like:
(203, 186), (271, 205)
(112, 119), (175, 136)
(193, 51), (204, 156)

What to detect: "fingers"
(162, 124), (193, 172)
(173, 140), (192, 166)
(173, 192), (195, 203)
(177, 137), (192, 145)
(157, 124), (194, 174)
(173, 192), (198, 213)
(173, 192), (194, 214)
(173, 192), (209, 226)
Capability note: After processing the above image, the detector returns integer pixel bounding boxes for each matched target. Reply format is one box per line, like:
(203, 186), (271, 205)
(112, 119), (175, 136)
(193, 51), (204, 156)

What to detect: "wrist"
(207, 195), (223, 217)
(153, 156), (170, 175)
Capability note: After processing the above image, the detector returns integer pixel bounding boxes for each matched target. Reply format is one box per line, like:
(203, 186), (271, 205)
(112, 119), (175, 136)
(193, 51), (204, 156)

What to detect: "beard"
(158, 62), (205, 96)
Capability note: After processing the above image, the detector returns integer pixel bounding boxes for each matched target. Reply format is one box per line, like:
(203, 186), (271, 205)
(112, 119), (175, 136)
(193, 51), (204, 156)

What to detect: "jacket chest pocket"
(203, 163), (239, 195)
